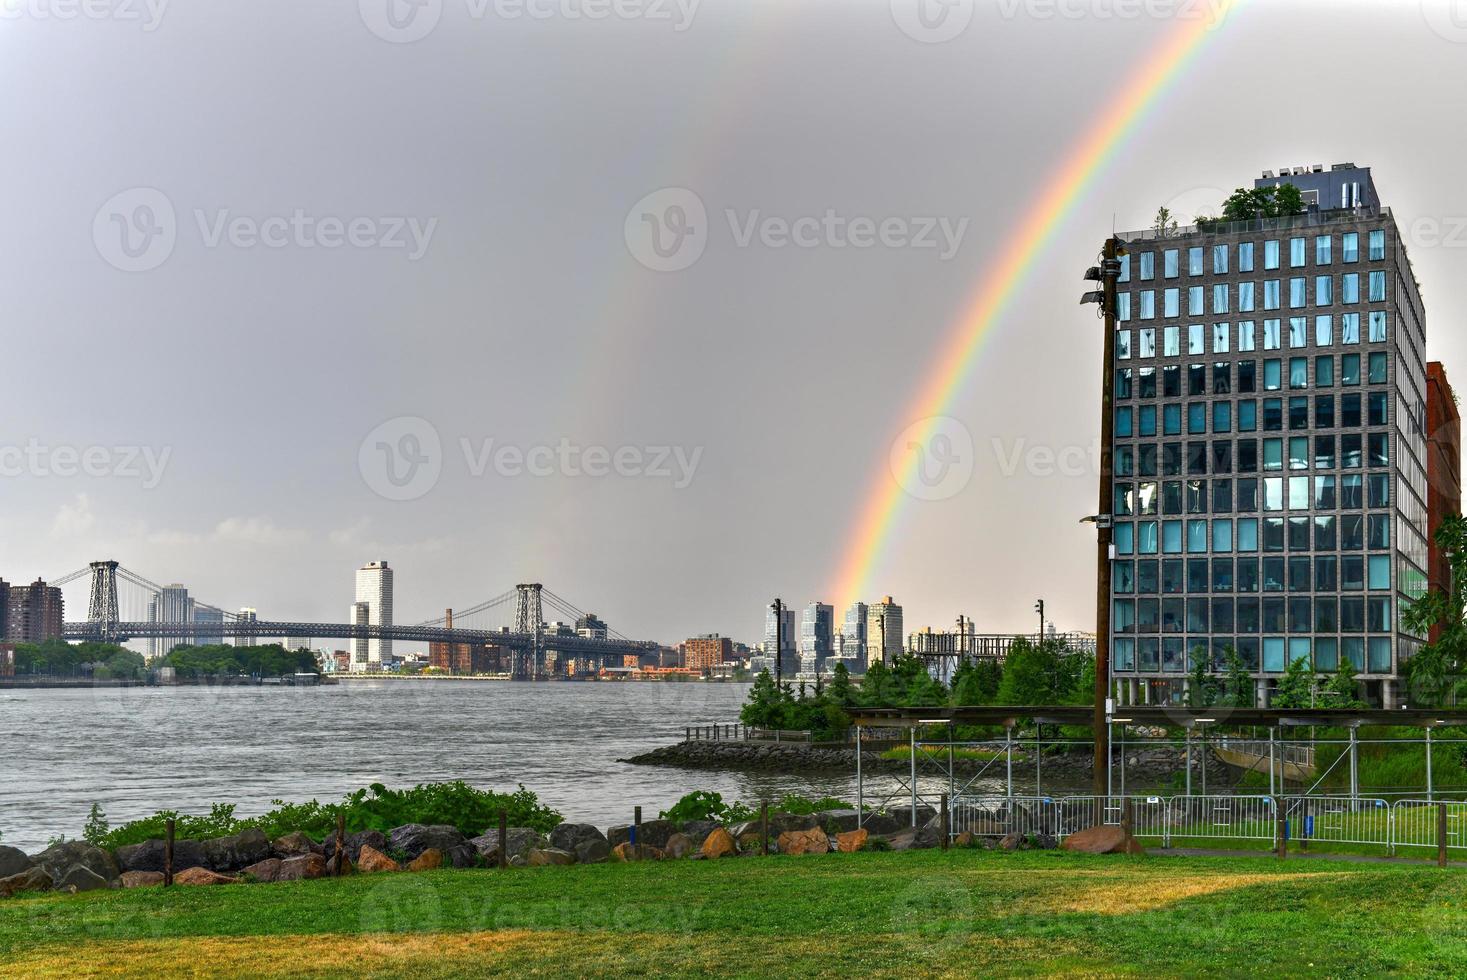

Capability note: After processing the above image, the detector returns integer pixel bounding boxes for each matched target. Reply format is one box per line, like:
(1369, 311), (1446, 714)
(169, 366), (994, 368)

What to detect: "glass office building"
(1107, 164), (1429, 707)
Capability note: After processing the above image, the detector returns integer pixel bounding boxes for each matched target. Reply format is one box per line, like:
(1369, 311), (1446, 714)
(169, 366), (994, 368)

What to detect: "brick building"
(683, 634), (733, 673)
(1425, 362), (1461, 641)
(5, 578), (64, 643)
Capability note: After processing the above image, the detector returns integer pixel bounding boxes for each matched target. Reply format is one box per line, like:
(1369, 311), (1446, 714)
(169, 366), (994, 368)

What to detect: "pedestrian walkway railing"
(944, 793), (1466, 858)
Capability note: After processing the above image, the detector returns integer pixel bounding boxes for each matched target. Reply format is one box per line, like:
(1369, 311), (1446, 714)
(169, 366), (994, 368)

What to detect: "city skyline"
(7, 3), (1467, 645)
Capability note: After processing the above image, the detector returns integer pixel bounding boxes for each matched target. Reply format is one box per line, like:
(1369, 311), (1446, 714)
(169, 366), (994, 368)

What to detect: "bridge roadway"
(61, 621), (658, 658)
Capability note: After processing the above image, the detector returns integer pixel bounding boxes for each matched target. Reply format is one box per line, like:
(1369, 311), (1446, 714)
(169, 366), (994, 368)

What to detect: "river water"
(0, 680), (943, 853)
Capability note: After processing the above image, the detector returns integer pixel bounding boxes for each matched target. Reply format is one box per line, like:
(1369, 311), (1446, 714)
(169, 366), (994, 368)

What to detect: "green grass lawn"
(2, 850), (1466, 977)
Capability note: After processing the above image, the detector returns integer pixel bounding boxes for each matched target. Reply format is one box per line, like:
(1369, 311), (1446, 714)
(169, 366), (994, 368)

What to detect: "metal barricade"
(948, 796), (1071, 841)
(1390, 799), (1467, 856)
(1281, 795), (1392, 850)
(1164, 795), (1279, 849)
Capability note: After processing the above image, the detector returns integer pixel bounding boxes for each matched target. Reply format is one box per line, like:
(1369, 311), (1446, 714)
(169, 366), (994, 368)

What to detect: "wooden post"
(1439, 803), (1449, 869)
(760, 802), (770, 856)
(1276, 811), (1287, 860)
(633, 805), (642, 861)
(940, 793), (949, 850)
(163, 818), (175, 887)
(335, 812), (346, 876)
(1121, 798), (1133, 838)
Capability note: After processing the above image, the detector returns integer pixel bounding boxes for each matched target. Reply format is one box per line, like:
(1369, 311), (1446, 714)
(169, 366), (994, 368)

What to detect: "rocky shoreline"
(623, 740), (1235, 786)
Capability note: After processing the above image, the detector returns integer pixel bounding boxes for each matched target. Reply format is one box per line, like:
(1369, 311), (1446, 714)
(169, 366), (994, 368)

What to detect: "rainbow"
(831, 2), (1240, 611)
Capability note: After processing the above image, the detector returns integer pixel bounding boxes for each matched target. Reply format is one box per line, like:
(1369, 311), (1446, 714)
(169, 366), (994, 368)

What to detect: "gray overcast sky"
(3, 0), (1465, 645)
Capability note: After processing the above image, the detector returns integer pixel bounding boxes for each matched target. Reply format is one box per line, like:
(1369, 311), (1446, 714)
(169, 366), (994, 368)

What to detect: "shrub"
(659, 791), (754, 826)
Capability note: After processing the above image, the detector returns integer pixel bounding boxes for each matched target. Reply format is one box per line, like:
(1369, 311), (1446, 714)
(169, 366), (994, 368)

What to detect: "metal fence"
(942, 793), (1463, 857)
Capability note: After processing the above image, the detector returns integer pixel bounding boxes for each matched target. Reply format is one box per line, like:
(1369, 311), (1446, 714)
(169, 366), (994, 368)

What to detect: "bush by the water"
(659, 790), (851, 824)
(85, 782), (562, 849)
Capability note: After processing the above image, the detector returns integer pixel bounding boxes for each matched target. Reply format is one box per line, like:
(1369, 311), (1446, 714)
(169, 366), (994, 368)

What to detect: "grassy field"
(2, 850), (1466, 977)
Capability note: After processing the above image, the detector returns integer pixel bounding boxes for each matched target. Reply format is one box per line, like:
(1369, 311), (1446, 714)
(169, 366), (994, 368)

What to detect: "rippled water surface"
(0, 680), (926, 852)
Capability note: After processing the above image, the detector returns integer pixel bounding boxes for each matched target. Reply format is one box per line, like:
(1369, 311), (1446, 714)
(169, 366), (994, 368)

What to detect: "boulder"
(0, 846), (32, 879)
(814, 809), (862, 833)
(56, 865), (110, 893)
(240, 858), (283, 883)
(324, 853), (351, 877)
(33, 841), (119, 885)
(173, 866), (238, 886)
(610, 842), (663, 862)
(115, 838), (206, 874)
(1061, 825), (1144, 856)
(120, 871), (164, 889)
(470, 828), (548, 865)
(676, 820), (721, 847)
(834, 828), (868, 853)
(526, 848), (577, 867)
(735, 831), (766, 854)
(1033, 833), (1059, 851)
(998, 834), (1024, 851)
(607, 819), (677, 850)
(203, 829), (272, 873)
(271, 832), (321, 858)
(856, 812), (906, 836)
(700, 827), (737, 859)
(356, 844), (401, 873)
(0, 867), (53, 898)
(776, 828), (829, 856)
(277, 853), (328, 881)
(406, 849), (442, 872)
(387, 825), (475, 869)
(550, 823), (610, 864)
(887, 828), (940, 852)
(663, 833), (695, 859)
(768, 813), (820, 835)
(323, 830), (388, 865)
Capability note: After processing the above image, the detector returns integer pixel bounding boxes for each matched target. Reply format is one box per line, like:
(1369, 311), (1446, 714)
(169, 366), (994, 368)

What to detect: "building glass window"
(1189, 247), (1204, 275)
(1164, 249), (1179, 279)
(1316, 356), (1334, 386)
(1264, 280), (1281, 310)
(1315, 434), (1335, 468)
(1316, 235), (1331, 265)
(1263, 359), (1282, 391)
(1140, 328), (1156, 357)
(1238, 281), (1255, 312)
(1315, 315), (1333, 347)
(1368, 352), (1387, 384)
(1163, 403), (1181, 435)
(1290, 237), (1306, 268)
(1369, 270), (1386, 302)
(1342, 233), (1359, 263)
(1140, 252), (1155, 280)
(1189, 287), (1204, 316)
(1264, 239), (1280, 270)
(1238, 320), (1256, 351)
(1289, 277), (1307, 308)
(1189, 323), (1205, 354)
(1316, 276), (1332, 306)
(1369, 310), (1387, 343)
(1289, 317), (1308, 349)
(1213, 284), (1229, 314)
(1342, 273), (1360, 304)
(1239, 241), (1255, 272)
(1238, 401), (1257, 432)
(1165, 289), (1181, 318)
(1289, 358), (1308, 389)
(1213, 401), (1231, 433)
(1139, 404), (1157, 437)
(1140, 291), (1155, 319)
(1368, 229), (1385, 261)
(1213, 244), (1229, 274)
(1213, 323), (1230, 354)
(1264, 319), (1281, 350)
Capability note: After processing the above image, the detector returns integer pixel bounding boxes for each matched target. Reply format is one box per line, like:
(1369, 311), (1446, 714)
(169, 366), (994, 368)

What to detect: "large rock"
(57, 866), (109, 893)
(607, 819), (677, 850)
(835, 828), (868, 853)
(610, 842), (663, 862)
(1061, 825), (1144, 856)
(526, 848), (577, 867)
(277, 853), (328, 881)
(120, 871), (164, 889)
(0, 867), (53, 898)
(700, 828), (737, 859)
(203, 829), (272, 873)
(33, 841), (119, 885)
(174, 866), (238, 886)
(470, 828), (548, 865)
(0, 846), (32, 879)
(406, 848), (442, 872)
(271, 832), (321, 858)
(115, 838), (206, 874)
(241, 858), (283, 883)
(814, 810), (862, 833)
(549, 823), (611, 864)
(856, 812), (907, 836)
(388, 824), (475, 869)
(676, 820), (721, 848)
(356, 844), (401, 873)
(776, 828), (829, 856)
(768, 813), (820, 835)
(663, 833), (695, 859)
(323, 830), (388, 865)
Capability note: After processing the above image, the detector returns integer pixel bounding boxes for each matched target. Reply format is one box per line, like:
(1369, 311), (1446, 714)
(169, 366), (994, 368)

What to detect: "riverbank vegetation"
(79, 783), (563, 851)
(1, 850), (1462, 977)
(738, 639), (1095, 740)
(10, 639), (317, 681)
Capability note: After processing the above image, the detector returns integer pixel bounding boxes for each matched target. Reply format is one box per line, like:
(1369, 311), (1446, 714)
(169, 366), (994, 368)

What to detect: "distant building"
(684, 634), (733, 673)
(799, 602), (834, 675)
(196, 606), (225, 647)
(148, 584), (195, 660)
(428, 609), (507, 674)
(575, 613), (609, 641)
(351, 560), (393, 671)
(1426, 362), (1461, 644)
(866, 596), (904, 666)
(235, 608), (258, 648)
(841, 602), (869, 671)
(763, 603), (796, 676)
(0, 643), (13, 677)
(5, 579), (64, 643)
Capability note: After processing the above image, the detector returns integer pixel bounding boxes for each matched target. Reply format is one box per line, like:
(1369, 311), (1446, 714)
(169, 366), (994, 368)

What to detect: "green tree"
(1223, 645), (1253, 708)
(1403, 513), (1467, 707)
(739, 669), (788, 727)
(1272, 653), (1316, 709)
(1220, 183), (1308, 221)
(1187, 646), (1217, 708)
(1319, 658), (1365, 709)
(1153, 205), (1179, 237)
(827, 661), (856, 708)
(950, 657), (1002, 706)
(994, 638), (1089, 705)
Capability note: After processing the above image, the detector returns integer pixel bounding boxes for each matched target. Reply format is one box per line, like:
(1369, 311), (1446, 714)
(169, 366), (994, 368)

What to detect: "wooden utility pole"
(1092, 236), (1120, 799)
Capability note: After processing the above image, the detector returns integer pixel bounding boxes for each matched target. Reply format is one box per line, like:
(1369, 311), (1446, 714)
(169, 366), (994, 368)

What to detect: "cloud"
(51, 494), (96, 537)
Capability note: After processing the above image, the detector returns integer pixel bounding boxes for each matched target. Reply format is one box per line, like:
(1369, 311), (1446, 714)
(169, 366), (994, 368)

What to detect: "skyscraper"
(866, 596), (903, 666)
(5, 579), (64, 643)
(841, 601), (868, 671)
(799, 601), (833, 675)
(763, 602), (795, 676)
(235, 608), (258, 648)
(351, 561), (393, 671)
(148, 584), (194, 660)
(1106, 164), (1432, 707)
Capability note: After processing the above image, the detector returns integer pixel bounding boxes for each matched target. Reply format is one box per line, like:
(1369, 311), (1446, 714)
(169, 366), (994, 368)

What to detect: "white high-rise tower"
(351, 560), (394, 671)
